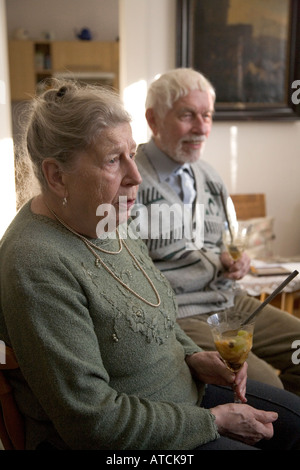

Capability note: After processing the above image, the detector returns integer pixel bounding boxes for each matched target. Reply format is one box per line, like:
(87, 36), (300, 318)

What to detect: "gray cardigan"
(135, 143), (239, 318)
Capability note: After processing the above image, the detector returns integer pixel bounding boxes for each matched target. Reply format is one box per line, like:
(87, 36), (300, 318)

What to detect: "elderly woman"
(0, 81), (299, 451)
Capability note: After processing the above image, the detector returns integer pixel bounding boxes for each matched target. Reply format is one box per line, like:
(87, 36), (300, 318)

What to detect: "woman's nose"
(123, 158), (142, 186)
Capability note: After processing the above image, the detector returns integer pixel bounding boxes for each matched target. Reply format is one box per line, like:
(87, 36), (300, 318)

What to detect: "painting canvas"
(177, 0), (300, 120)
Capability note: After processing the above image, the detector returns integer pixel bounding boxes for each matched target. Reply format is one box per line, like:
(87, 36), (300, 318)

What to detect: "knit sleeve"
(174, 322), (203, 356)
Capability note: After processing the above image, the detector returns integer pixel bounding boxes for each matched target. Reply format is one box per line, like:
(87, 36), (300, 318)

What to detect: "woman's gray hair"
(21, 79), (131, 192)
(145, 68), (216, 119)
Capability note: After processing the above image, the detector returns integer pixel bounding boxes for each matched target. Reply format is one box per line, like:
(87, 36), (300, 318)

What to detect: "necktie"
(176, 165), (196, 205)
(175, 165), (196, 246)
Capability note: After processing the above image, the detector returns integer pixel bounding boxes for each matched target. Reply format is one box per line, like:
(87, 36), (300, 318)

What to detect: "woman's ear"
(42, 159), (67, 198)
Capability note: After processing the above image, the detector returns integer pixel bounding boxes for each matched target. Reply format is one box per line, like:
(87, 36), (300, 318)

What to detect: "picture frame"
(176, 0), (300, 121)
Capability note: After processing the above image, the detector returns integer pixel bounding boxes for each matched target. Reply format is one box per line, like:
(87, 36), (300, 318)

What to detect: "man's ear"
(145, 108), (159, 136)
(42, 159), (67, 198)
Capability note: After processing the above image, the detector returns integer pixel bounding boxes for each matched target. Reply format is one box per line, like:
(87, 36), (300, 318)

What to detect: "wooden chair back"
(0, 345), (25, 450)
(230, 193), (266, 220)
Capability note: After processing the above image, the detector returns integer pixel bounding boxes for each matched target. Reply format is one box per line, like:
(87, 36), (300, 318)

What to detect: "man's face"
(151, 89), (214, 164)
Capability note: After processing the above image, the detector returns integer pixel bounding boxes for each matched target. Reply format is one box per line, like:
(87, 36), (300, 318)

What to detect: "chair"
(230, 193), (266, 220)
(230, 193), (273, 260)
(230, 194), (300, 314)
(0, 345), (25, 450)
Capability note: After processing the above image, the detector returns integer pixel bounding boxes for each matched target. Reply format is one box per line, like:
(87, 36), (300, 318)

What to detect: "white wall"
(0, 0), (16, 238)
(4, 0), (300, 257)
(204, 120), (300, 257)
(119, 0), (176, 144)
(5, 0), (119, 41)
(119, 0), (300, 258)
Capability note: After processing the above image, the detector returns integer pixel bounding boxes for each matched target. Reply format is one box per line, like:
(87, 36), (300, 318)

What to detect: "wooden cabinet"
(8, 40), (119, 101)
(8, 40), (36, 101)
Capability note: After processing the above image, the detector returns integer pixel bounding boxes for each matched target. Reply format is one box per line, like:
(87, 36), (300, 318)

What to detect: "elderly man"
(135, 67), (300, 396)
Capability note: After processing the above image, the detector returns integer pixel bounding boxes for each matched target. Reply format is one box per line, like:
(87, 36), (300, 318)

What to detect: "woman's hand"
(220, 251), (251, 280)
(186, 351), (248, 403)
(186, 351), (278, 446)
(210, 403), (278, 446)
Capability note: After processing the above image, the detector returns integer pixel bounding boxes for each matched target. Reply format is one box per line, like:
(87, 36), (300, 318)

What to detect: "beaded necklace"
(45, 204), (161, 308)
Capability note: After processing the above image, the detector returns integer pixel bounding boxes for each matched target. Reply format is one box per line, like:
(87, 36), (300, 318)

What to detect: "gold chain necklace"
(45, 203), (161, 308)
(45, 204), (122, 255)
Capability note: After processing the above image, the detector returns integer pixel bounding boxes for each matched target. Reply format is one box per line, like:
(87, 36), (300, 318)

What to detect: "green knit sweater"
(0, 201), (219, 450)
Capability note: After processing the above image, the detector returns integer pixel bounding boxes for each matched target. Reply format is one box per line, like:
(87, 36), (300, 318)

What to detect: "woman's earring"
(62, 197), (68, 207)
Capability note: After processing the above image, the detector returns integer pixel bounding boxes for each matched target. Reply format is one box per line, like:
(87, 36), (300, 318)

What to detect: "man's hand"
(220, 251), (251, 280)
(186, 351), (248, 403)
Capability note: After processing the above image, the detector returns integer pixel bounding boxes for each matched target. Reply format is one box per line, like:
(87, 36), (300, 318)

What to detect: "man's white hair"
(145, 68), (216, 118)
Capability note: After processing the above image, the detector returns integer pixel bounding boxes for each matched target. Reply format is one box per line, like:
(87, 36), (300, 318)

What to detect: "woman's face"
(63, 122), (142, 237)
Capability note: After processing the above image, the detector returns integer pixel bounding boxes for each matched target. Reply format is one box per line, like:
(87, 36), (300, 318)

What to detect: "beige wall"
(5, 0), (119, 41)
(0, 0), (15, 238)
(204, 120), (300, 256)
(4, 0), (300, 256)
(119, 0), (300, 258)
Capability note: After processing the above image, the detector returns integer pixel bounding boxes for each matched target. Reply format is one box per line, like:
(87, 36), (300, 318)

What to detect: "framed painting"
(176, 0), (300, 120)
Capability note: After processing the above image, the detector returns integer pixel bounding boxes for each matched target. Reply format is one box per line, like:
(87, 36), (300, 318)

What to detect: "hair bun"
(56, 86), (67, 99)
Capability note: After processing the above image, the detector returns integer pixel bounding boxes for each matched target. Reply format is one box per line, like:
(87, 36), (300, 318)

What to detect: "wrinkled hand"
(187, 352), (278, 446)
(186, 351), (248, 403)
(210, 403), (278, 446)
(221, 251), (251, 280)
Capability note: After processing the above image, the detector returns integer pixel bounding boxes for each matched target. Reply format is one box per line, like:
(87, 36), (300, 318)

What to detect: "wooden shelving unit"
(8, 40), (119, 100)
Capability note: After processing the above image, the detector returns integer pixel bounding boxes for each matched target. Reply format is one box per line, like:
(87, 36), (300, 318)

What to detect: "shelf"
(8, 40), (119, 100)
